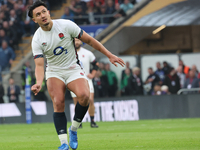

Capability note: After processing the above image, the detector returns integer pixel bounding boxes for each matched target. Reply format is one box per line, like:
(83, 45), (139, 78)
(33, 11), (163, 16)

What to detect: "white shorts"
(45, 64), (87, 85)
(70, 78), (94, 98)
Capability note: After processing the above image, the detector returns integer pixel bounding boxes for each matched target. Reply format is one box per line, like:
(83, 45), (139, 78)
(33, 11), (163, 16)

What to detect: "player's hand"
(31, 84), (42, 95)
(87, 73), (94, 79)
(109, 54), (125, 67)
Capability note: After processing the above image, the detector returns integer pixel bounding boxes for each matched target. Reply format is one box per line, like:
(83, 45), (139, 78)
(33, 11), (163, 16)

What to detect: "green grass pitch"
(0, 118), (200, 150)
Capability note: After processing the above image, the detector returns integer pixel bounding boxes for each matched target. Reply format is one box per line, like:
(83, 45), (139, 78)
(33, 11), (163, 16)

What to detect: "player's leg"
(88, 92), (98, 128)
(71, 96), (83, 128)
(67, 78), (90, 129)
(87, 79), (98, 127)
(67, 78), (90, 149)
(47, 77), (69, 150)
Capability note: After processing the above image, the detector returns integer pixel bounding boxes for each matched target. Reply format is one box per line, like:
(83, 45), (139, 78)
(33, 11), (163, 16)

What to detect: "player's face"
(75, 38), (82, 49)
(32, 6), (51, 27)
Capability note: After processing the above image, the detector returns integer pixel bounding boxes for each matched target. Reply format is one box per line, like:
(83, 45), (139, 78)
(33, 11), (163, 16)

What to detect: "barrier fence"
(0, 94), (200, 124)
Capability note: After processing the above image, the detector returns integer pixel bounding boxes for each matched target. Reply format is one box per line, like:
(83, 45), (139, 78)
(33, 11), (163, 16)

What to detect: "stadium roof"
(133, 0), (200, 26)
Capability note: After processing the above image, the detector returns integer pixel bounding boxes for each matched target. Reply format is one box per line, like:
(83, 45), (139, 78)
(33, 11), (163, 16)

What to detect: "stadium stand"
(1, 0), (200, 103)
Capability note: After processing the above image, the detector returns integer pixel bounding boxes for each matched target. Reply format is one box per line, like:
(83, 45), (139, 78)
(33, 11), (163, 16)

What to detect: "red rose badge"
(59, 33), (64, 40)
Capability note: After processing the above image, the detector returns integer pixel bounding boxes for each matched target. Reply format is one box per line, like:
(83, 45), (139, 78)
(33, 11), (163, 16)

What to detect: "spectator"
(0, 11), (6, 29)
(61, 6), (74, 21)
(92, 0), (101, 14)
(121, 61), (132, 81)
(74, 5), (89, 25)
(2, 21), (18, 49)
(176, 66), (186, 88)
(7, 0), (16, 10)
(179, 60), (190, 75)
(155, 62), (165, 84)
(120, 0), (133, 13)
(99, 62), (105, 71)
(9, 9), (19, 23)
(0, 40), (16, 71)
(93, 69), (108, 98)
(87, 5), (96, 24)
(16, 0), (25, 10)
(120, 68), (131, 96)
(184, 70), (199, 94)
(0, 67), (2, 82)
(21, 61), (32, 90)
(163, 68), (180, 94)
(7, 78), (20, 103)
(191, 65), (199, 77)
(98, 62), (109, 95)
(9, 19), (22, 43)
(0, 46), (8, 71)
(0, 81), (4, 103)
(152, 84), (161, 95)
(69, 0), (78, 15)
(127, 67), (143, 95)
(13, 2), (23, 21)
(22, 0), (36, 36)
(95, 5), (110, 24)
(9, 8), (24, 37)
(0, 29), (10, 46)
(0, 3), (10, 20)
(161, 85), (170, 95)
(114, 2), (126, 19)
(103, 63), (118, 97)
(145, 67), (160, 95)
(163, 61), (171, 75)
(75, 0), (87, 13)
(106, 0), (115, 14)
(106, 0), (115, 23)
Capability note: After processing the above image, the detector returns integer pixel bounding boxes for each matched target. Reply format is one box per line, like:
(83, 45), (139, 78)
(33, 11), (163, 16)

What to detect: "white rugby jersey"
(78, 47), (96, 75)
(32, 19), (82, 69)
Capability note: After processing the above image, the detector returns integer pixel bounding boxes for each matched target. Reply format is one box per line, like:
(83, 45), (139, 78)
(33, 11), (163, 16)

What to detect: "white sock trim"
(71, 120), (81, 131)
(58, 134), (68, 145)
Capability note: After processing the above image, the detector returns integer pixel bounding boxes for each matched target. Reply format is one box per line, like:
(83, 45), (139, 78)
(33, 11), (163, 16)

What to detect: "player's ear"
(32, 18), (37, 23)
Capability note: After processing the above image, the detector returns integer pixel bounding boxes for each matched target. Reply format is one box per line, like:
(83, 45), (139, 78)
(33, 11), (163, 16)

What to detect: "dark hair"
(169, 67), (174, 73)
(148, 67), (153, 70)
(28, 0), (47, 18)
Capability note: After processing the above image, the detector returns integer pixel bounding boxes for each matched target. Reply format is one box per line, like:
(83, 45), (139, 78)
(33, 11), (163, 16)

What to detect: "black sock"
(90, 116), (94, 123)
(53, 112), (67, 135)
(73, 102), (89, 122)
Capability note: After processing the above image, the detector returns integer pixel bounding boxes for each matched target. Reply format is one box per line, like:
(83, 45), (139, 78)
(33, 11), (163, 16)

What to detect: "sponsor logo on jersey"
(59, 33), (65, 40)
(53, 46), (68, 55)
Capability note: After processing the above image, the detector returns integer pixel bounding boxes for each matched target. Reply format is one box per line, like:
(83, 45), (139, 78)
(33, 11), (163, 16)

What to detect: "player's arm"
(87, 60), (99, 79)
(80, 31), (125, 67)
(31, 56), (44, 95)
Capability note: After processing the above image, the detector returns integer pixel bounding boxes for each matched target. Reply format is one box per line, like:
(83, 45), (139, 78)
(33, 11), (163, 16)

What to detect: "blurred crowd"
(1, 59), (200, 103)
(91, 60), (200, 98)
(61, 0), (140, 25)
(0, 0), (51, 73)
(143, 60), (200, 95)
(0, 0), (139, 76)
(0, 60), (48, 103)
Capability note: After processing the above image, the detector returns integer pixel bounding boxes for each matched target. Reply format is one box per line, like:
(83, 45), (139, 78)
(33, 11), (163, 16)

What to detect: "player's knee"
(89, 98), (94, 105)
(53, 99), (65, 111)
(78, 92), (90, 106)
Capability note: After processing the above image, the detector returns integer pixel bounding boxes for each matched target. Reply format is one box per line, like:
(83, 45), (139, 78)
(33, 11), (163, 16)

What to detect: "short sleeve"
(89, 51), (96, 63)
(66, 20), (82, 38)
(32, 40), (43, 56)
